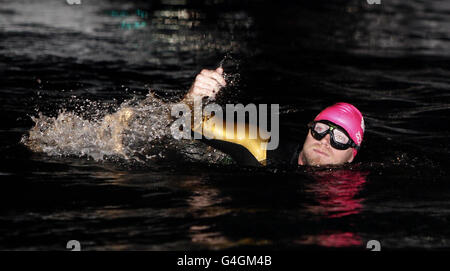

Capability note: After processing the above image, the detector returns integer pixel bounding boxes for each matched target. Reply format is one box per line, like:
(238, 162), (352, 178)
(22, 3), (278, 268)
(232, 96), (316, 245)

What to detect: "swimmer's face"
(298, 130), (354, 166)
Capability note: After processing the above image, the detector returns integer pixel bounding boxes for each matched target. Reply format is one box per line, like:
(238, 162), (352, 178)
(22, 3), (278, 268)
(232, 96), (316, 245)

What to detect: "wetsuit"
(191, 114), (302, 167)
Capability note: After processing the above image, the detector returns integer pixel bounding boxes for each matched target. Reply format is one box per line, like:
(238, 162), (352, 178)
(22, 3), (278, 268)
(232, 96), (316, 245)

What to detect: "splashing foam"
(21, 93), (172, 161)
(21, 92), (233, 165)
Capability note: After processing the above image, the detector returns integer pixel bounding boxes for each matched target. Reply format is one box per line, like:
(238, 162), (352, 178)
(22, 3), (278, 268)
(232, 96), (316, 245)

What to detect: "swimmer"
(182, 67), (365, 167)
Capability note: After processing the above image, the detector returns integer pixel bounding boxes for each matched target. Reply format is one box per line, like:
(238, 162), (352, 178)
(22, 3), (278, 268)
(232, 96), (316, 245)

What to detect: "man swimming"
(22, 65), (363, 167)
(182, 67), (365, 167)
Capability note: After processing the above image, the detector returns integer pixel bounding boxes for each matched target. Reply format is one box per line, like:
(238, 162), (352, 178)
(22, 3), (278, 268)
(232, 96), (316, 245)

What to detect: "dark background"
(0, 0), (449, 250)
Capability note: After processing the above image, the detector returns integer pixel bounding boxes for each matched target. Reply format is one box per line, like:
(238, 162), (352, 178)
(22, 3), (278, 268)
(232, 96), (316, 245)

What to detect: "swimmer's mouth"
(313, 148), (329, 157)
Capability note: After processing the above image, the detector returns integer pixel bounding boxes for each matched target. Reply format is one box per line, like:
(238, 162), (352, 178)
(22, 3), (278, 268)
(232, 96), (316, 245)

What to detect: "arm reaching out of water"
(180, 66), (268, 166)
(183, 67), (227, 102)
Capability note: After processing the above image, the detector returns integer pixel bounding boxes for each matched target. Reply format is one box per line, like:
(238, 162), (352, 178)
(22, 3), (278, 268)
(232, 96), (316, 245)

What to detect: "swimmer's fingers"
(190, 86), (217, 100)
(195, 74), (221, 92)
(185, 68), (225, 101)
(200, 68), (227, 87)
(194, 80), (221, 94)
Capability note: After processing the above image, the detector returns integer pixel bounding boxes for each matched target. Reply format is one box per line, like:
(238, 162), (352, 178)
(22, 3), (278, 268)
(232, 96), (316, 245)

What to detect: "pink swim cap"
(314, 103), (365, 157)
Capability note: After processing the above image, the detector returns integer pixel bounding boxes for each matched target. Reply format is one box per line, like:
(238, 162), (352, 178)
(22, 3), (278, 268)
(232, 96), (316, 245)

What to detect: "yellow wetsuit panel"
(191, 114), (269, 164)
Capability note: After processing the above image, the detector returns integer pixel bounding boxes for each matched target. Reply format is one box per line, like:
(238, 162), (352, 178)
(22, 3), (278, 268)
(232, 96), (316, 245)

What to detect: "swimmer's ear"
(347, 154), (354, 163)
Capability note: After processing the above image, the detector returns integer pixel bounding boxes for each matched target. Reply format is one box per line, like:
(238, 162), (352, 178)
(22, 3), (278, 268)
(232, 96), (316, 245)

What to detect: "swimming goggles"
(307, 120), (360, 151)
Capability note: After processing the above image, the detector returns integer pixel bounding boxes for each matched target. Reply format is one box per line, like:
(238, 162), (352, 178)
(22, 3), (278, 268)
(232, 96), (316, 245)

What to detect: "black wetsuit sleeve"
(193, 131), (261, 167)
(266, 140), (302, 167)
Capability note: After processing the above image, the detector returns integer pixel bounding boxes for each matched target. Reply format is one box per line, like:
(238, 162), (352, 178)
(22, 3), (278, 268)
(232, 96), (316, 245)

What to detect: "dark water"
(1, 0), (450, 250)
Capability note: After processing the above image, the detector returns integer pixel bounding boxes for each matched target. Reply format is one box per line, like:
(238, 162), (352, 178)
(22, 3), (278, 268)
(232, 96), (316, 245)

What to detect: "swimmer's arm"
(181, 67), (227, 131)
(180, 67), (267, 164)
(182, 67), (227, 104)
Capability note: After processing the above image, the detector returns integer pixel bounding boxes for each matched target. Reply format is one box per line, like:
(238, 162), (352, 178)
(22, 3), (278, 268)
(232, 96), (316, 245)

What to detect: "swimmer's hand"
(184, 67), (227, 101)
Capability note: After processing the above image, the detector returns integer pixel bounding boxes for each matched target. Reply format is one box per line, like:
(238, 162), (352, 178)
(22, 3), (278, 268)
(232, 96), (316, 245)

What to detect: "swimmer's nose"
(320, 133), (332, 147)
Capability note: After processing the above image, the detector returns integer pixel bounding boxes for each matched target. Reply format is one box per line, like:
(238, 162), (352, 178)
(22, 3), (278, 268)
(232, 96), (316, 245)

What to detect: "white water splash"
(21, 92), (233, 164)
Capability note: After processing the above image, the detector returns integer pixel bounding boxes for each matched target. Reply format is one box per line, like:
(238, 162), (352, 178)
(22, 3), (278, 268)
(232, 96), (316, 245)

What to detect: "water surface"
(1, 0), (449, 250)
